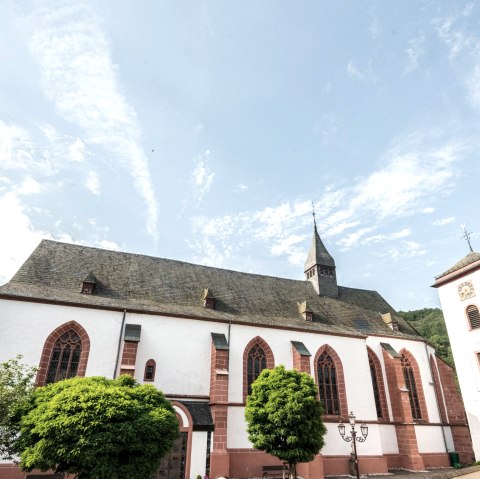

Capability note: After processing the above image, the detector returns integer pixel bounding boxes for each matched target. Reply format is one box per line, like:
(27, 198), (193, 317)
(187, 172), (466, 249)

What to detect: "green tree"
(0, 355), (37, 460)
(15, 375), (179, 479)
(245, 365), (326, 479)
(398, 308), (454, 367)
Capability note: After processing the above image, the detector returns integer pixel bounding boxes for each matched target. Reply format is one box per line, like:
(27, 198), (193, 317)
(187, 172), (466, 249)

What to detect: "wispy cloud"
(0, 192), (48, 284)
(22, 1), (158, 239)
(85, 170), (100, 195)
(432, 5), (480, 110)
(347, 60), (378, 83)
(16, 177), (42, 195)
(383, 241), (427, 262)
(190, 130), (465, 267)
(404, 35), (425, 75)
(192, 150), (215, 204)
(432, 217), (455, 226)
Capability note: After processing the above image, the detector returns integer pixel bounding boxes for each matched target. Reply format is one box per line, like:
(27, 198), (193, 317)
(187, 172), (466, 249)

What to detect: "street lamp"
(338, 411), (368, 479)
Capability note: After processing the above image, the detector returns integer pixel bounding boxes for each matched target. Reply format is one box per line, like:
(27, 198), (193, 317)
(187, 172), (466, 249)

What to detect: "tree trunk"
(288, 462), (297, 479)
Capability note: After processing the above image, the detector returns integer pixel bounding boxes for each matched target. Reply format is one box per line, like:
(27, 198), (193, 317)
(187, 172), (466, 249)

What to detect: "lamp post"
(338, 411), (368, 479)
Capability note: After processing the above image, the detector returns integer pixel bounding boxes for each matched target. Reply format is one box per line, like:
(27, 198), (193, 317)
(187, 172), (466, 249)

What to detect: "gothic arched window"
(368, 350), (383, 418)
(247, 344), (267, 395)
(401, 353), (422, 420)
(37, 321), (90, 387)
(144, 359), (156, 381)
(45, 330), (82, 384)
(243, 337), (274, 401)
(317, 351), (339, 415)
(467, 305), (480, 330)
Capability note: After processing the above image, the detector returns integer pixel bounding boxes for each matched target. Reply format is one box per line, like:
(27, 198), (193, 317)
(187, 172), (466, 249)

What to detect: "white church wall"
(227, 406), (250, 449)
(129, 313), (227, 396)
(414, 425), (446, 453)
(321, 423), (382, 456)
(0, 299), (120, 377)
(190, 431), (208, 479)
(378, 425), (399, 454)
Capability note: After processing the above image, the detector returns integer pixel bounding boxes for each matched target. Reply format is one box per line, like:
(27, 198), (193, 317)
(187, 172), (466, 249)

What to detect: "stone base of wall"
(451, 425), (475, 464)
(421, 452), (450, 468)
(210, 450), (230, 479)
(322, 454), (388, 476)
(0, 465), (74, 479)
(228, 449), (324, 479)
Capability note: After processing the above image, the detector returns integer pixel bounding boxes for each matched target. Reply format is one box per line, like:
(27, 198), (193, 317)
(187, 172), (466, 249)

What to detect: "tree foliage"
(245, 365), (326, 479)
(0, 355), (37, 460)
(398, 308), (454, 367)
(15, 375), (179, 479)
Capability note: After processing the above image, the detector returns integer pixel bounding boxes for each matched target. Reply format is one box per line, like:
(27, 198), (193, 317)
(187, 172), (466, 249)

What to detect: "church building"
(0, 225), (474, 479)
(433, 235), (480, 461)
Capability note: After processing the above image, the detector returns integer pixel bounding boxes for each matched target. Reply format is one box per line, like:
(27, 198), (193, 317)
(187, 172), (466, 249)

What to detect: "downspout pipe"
(113, 309), (127, 378)
(227, 319), (232, 370)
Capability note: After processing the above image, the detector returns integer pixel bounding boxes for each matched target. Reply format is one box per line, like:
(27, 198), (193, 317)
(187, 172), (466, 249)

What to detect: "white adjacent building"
(0, 227), (474, 479)
(434, 245), (480, 461)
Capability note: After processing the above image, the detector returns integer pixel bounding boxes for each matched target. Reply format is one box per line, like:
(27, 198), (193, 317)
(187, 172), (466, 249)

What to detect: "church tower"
(304, 217), (338, 298)
(433, 227), (480, 460)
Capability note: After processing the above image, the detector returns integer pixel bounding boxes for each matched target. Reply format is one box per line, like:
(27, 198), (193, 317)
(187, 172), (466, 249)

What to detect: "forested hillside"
(397, 308), (454, 367)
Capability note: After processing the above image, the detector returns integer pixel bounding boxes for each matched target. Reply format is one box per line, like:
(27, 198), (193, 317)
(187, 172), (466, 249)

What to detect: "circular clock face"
(458, 281), (475, 300)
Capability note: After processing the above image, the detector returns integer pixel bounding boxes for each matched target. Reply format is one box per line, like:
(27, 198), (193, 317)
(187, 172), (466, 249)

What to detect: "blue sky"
(1, 1), (479, 311)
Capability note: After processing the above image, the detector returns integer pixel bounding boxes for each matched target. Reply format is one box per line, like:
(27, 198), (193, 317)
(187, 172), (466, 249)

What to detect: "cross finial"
(461, 224), (474, 253)
(312, 201), (317, 229)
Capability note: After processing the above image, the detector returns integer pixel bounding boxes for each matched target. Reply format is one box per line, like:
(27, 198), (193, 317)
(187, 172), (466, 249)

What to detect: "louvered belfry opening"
(45, 330), (82, 384)
(317, 351), (339, 415)
(247, 344), (267, 395)
(401, 354), (422, 420)
(467, 305), (480, 330)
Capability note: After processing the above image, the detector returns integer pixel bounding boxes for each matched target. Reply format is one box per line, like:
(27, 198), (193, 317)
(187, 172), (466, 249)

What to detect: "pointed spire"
(304, 222), (335, 272)
(304, 206), (338, 298)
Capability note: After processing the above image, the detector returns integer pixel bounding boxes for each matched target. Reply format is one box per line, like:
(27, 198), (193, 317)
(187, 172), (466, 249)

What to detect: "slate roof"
(0, 240), (421, 339)
(435, 251), (480, 281)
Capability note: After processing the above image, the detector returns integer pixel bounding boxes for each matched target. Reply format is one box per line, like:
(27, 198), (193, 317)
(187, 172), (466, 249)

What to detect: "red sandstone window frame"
(367, 347), (389, 421)
(400, 349), (429, 423)
(144, 359), (156, 381)
(37, 321), (90, 387)
(313, 344), (348, 420)
(242, 336), (275, 402)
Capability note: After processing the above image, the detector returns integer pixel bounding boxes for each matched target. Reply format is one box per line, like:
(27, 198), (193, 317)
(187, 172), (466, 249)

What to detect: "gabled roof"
(304, 224), (335, 271)
(0, 240), (421, 339)
(434, 251), (480, 285)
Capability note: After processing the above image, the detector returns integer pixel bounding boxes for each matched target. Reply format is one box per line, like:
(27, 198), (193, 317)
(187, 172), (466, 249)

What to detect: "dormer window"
(81, 271), (96, 294)
(298, 301), (313, 321)
(381, 312), (399, 331)
(202, 288), (215, 309)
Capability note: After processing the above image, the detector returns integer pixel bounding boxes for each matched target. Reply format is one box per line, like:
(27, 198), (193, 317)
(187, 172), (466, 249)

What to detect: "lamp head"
(338, 422), (345, 437)
(349, 411), (356, 426)
(360, 423), (368, 438)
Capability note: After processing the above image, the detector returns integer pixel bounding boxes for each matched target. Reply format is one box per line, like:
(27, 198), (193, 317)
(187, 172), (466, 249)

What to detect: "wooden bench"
(262, 465), (286, 479)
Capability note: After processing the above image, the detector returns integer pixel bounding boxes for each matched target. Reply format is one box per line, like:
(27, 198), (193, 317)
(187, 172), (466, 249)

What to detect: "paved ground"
(327, 464), (480, 479)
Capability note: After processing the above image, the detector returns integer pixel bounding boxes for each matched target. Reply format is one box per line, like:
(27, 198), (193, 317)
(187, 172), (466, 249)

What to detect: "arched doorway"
(153, 404), (191, 479)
